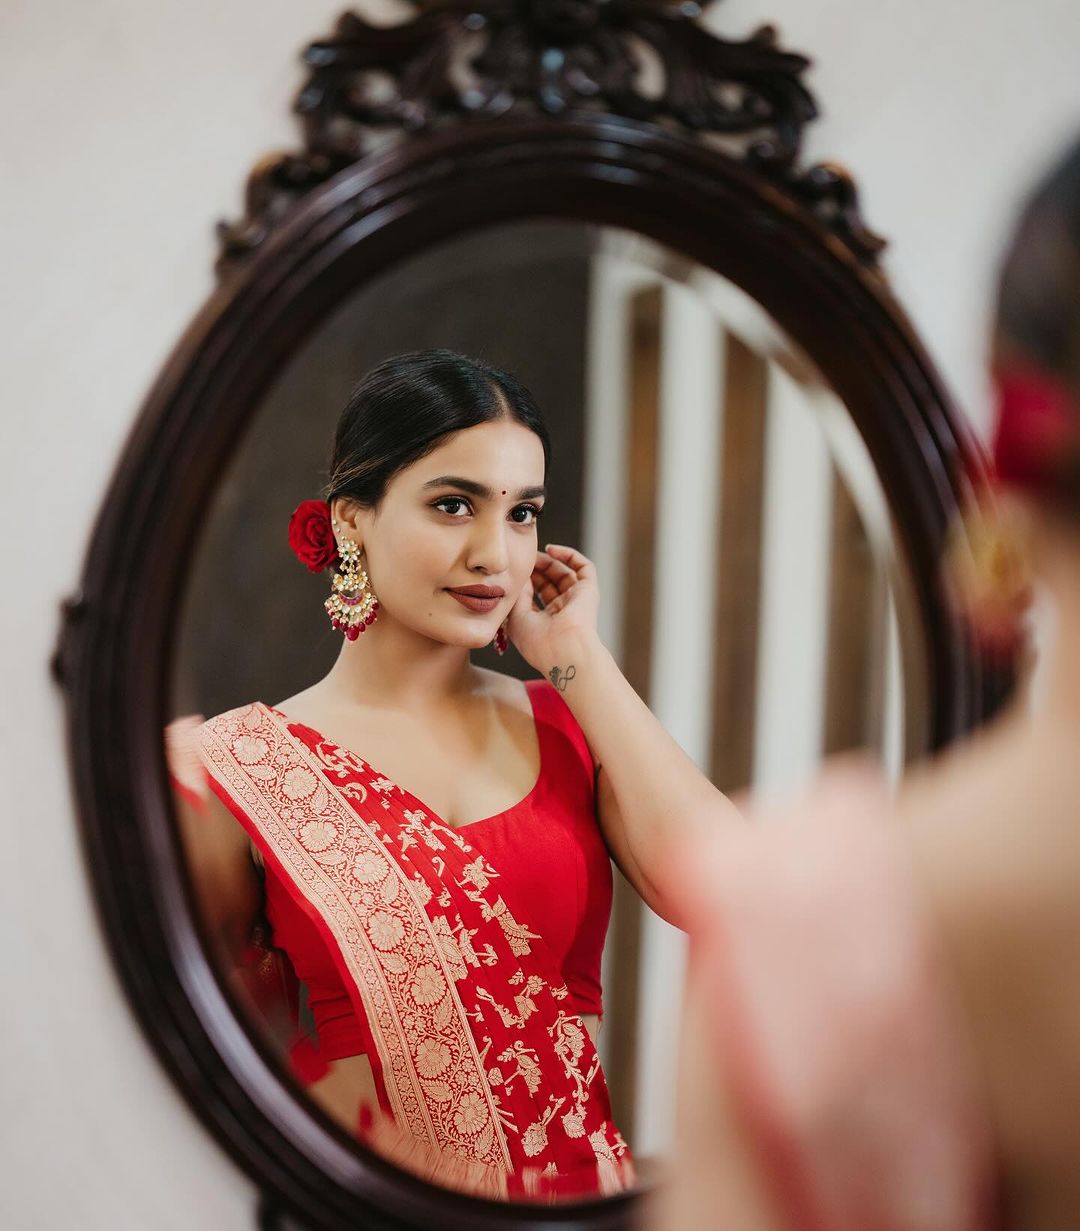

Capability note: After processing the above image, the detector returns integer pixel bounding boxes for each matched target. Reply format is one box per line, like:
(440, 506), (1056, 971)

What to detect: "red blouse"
(262, 678), (613, 1062)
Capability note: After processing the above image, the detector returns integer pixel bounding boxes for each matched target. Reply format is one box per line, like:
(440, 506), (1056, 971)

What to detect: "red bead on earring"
(493, 620), (509, 656)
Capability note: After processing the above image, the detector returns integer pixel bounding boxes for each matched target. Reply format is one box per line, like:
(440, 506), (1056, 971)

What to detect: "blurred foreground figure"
(654, 136), (1080, 1231)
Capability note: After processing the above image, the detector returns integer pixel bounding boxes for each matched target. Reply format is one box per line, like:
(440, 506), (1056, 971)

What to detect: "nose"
(465, 510), (511, 576)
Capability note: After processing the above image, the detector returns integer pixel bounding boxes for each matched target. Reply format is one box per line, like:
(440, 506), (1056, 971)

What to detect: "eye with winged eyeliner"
(431, 495), (543, 524)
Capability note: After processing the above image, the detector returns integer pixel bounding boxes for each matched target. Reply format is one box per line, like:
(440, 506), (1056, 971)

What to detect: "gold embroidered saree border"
(197, 704), (512, 1179)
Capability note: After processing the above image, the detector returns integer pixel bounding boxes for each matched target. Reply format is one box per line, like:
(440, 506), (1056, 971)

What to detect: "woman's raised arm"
(507, 545), (742, 926)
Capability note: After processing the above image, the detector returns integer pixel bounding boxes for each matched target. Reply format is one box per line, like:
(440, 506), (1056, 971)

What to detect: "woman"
(651, 137), (1080, 1229)
(169, 349), (736, 1200)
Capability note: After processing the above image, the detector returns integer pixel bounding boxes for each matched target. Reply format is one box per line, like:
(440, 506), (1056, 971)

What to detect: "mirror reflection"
(165, 221), (926, 1201)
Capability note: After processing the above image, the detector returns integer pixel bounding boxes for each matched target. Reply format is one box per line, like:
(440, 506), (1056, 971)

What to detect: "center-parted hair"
(324, 350), (551, 508)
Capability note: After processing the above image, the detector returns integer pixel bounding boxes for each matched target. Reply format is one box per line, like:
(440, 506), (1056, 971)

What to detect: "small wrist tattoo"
(548, 665), (577, 692)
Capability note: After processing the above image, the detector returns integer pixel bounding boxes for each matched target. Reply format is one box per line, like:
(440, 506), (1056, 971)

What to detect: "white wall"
(1, 4), (377, 1228)
(3, 1), (1078, 1226)
(710, 0), (1080, 436)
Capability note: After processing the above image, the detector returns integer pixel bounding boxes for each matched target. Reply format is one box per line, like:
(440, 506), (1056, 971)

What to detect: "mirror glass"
(165, 220), (927, 1201)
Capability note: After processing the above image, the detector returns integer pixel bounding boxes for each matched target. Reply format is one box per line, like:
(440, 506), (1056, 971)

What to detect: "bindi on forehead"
(421, 474), (546, 500)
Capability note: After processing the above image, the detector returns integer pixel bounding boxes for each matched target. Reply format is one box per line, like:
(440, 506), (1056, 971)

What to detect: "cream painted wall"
(1, 4), (389, 1228)
(3, 1), (1078, 1227)
(711, 0), (1080, 434)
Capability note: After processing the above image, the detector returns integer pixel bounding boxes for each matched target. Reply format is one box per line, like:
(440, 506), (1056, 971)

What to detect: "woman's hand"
(505, 543), (603, 676)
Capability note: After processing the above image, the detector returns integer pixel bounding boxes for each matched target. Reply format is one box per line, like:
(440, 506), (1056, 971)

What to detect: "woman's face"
(343, 418), (547, 649)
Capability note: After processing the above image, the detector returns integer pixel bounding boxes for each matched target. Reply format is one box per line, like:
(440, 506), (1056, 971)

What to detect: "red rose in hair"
(288, 500), (340, 572)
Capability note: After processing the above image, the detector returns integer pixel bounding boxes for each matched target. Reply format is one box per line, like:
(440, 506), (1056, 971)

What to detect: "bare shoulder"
(270, 683), (332, 726)
(899, 717), (1080, 938)
(898, 719), (1080, 1180)
(470, 665), (533, 715)
(266, 684), (381, 745)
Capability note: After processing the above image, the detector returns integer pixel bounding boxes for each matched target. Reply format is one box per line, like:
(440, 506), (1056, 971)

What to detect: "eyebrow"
(421, 475), (546, 501)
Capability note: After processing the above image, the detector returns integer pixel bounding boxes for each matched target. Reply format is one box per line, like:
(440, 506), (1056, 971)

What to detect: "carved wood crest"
(218, 0), (885, 273)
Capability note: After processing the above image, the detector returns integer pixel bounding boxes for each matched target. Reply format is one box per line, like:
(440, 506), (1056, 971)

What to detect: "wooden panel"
(603, 284), (662, 1142)
(709, 333), (768, 793)
(620, 286), (662, 699)
(823, 478), (879, 755)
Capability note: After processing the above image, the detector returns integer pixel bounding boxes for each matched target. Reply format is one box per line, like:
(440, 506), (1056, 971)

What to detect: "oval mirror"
(56, 4), (1013, 1228)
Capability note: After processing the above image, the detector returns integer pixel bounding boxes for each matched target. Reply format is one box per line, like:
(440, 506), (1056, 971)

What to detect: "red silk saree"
(182, 701), (634, 1200)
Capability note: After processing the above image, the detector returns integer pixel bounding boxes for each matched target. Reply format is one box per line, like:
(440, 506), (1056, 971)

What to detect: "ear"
(330, 497), (365, 542)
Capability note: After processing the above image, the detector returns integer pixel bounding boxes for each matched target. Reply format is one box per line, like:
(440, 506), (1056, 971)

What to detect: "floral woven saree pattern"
(197, 703), (632, 1199)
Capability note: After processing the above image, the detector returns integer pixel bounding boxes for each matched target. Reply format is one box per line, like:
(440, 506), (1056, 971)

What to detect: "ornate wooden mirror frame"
(54, 2), (1013, 1227)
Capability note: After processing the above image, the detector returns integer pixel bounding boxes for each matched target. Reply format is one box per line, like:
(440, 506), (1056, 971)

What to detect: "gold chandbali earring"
(325, 528), (379, 641)
(944, 492), (1031, 656)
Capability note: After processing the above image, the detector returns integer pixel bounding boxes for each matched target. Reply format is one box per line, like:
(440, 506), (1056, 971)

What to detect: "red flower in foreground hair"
(288, 500), (339, 572)
(991, 363), (1079, 491)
